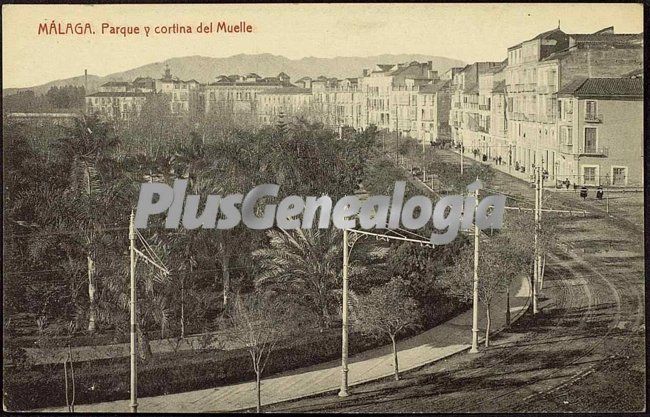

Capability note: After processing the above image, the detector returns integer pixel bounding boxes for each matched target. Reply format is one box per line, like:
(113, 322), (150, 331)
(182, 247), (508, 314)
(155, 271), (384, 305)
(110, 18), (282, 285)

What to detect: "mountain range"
(3, 54), (464, 97)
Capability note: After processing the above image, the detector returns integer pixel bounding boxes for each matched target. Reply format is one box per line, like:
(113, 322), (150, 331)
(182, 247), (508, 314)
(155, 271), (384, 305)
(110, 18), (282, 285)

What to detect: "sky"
(2, 3), (644, 89)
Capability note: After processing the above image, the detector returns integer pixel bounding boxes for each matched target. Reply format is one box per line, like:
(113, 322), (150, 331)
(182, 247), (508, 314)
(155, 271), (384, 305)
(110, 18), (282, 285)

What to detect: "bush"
(3, 310), (457, 411)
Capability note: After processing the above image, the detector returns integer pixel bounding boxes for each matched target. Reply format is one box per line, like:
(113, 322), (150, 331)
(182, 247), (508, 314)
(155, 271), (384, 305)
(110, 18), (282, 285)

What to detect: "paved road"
(37, 275), (530, 412)
(263, 148), (645, 412)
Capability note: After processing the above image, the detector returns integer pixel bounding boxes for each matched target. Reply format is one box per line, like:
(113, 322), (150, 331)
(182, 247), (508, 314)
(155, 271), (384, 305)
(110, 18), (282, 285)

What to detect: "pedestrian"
(580, 185), (588, 200)
(573, 183), (578, 193)
(498, 156), (502, 165)
(596, 186), (604, 200)
(564, 178), (570, 190)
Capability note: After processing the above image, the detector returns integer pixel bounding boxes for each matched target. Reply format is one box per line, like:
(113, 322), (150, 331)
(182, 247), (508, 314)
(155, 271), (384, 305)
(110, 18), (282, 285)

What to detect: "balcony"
(585, 113), (603, 123)
(477, 125), (489, 133)
(479, 104), (491, 111)
(579, 146), (608, 157)
(453, 103), (461, 109)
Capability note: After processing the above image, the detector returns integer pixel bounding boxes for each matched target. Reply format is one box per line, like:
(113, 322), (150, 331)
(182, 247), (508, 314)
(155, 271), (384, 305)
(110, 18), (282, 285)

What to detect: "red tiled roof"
(557, 77), (643, 98)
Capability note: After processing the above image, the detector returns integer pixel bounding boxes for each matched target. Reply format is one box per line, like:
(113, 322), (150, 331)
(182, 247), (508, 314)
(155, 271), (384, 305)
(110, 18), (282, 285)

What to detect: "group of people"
(492, 156), (504, 165)
(560, 178), (604, 200)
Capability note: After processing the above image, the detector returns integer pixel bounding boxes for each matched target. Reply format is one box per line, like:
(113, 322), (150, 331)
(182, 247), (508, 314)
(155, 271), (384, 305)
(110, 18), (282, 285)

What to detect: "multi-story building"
(449, 26), (642, 186)
(450, 62), (504, 156)
(556, 77), (643, 187)
(416, 79), (451, 145)
(256, 87), (312, 124)
(155, 67), (204, 116)
(85, 80), (151, 120)
(361, 62), (439, 133)
(476, 64), (509, 163)
(504, 26), (642, 181)
(86, 67), (205, 119)
(204, 72), (293, 115)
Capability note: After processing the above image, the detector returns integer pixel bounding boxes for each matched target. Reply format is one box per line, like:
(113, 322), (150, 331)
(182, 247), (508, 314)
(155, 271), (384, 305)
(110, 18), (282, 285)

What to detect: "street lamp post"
(127, 212), (170, 413)
(337, 229), (352, 398)
(470, 185), (480, 353)
(532, 166), (540, 315)
(338, 228), (435, 396)
(129, 211), (138, 413)
(460, 142), (464, 175)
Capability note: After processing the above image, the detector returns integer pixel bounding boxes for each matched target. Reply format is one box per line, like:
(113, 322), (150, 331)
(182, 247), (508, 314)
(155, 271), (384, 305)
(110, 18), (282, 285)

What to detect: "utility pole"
(460, 142), (464, 175)
(129, 211), (138, 413)
(339, 228), (349, 397)
(532, 166), (539, 315)
(537, 165), (544, 294)
(470, 185), (480, 353)
(396, 110), (400, 164)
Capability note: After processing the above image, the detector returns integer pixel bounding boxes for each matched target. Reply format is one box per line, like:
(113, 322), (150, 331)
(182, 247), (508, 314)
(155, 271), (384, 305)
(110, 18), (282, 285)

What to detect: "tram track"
(267, 148), (644, 413)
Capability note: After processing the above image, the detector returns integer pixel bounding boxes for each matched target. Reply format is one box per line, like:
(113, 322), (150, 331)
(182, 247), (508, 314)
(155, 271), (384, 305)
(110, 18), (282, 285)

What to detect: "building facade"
(556, 77), (643, 187)
(257, 87), (312, 124)
(451, 25), (643, 187)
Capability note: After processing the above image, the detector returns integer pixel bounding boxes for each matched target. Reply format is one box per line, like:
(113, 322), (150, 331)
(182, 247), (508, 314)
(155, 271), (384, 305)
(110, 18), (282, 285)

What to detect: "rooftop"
(418, 80), (450, 94)
(508, 27), (566, 50)
(557, 77), (643, 99)
(257, 87), (311, 95)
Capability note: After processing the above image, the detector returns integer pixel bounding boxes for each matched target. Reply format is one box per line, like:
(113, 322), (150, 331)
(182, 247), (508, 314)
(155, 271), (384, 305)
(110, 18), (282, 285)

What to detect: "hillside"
(3, 54), (464, 96)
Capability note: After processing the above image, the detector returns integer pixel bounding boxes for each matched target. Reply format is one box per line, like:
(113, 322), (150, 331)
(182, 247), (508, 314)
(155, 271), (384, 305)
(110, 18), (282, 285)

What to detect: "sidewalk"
(38, 275), (530, 412)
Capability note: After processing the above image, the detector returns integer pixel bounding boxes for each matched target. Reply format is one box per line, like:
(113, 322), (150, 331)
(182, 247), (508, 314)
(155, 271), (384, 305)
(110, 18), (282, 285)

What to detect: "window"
(612, 167), (627, 185)
(584, 127), (597, 152)
(586, 100), (597, 119)
(583, 166), (597, 185)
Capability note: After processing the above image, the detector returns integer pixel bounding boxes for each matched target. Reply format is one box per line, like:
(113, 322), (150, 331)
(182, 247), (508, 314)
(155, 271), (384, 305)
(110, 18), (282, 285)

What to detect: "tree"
(221, 294), (289, 413)
(254, 229), (344, 330)
(353, 278), (422, 381)
(440, 235), (521, 347)
(383, 236), (468, 325)
(498, 210), (558, 323)
(254, 228), (372, 330)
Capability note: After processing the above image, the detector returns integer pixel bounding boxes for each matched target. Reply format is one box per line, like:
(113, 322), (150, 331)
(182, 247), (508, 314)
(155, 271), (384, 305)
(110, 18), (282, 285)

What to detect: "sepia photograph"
(2, 2), (645, 413)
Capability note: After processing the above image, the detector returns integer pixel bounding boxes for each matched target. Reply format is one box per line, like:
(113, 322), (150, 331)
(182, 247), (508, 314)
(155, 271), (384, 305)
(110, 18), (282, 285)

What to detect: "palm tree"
(47, 115), (121, 332)
(253, 228), (370, 330)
